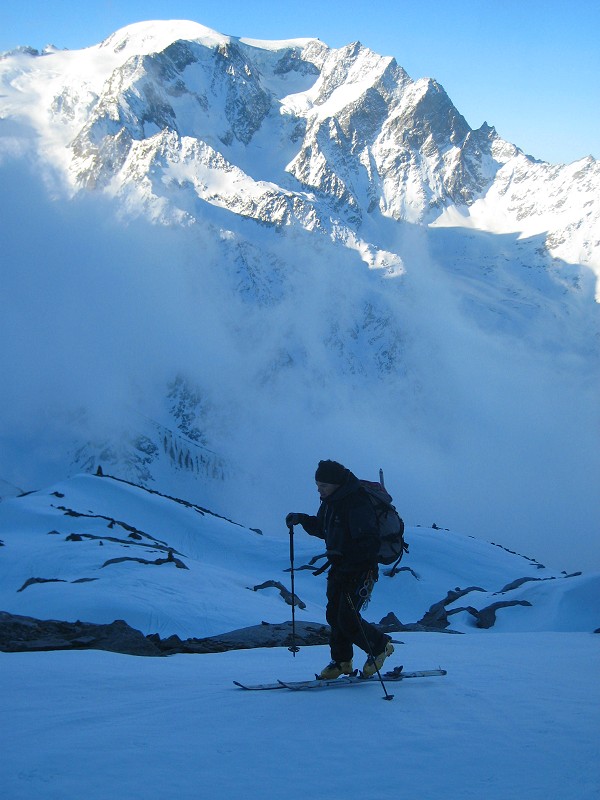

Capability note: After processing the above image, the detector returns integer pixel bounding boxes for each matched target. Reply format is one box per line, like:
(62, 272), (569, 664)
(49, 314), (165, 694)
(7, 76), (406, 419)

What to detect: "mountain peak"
(98, 19), (322, 60)
(99, 19), (231, 55)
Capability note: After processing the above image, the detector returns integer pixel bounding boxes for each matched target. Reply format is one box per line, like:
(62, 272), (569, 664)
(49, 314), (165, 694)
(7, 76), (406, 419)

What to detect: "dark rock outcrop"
(0, 611), (162, 656)
(452, 600), (533, 628)
(418, 587), (487, 629)
(100, 552), (188, 570)
(251, 580), (306, 609)
(0, 611), (329, 656)
(378, 611), (460, 634)
(155, 620), (331, 654)
(17, 577), (67, 593)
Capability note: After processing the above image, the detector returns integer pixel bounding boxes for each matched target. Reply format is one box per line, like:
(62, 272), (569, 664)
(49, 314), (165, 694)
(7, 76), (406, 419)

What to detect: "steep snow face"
(433, 153), (600, 288)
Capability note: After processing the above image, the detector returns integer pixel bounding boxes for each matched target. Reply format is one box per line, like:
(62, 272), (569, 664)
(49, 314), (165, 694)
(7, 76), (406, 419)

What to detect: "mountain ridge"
(3, 22), (598, 253)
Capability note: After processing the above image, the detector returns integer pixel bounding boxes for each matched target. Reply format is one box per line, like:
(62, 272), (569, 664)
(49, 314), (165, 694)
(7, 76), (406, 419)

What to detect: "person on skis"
(286, 459), (394, 680)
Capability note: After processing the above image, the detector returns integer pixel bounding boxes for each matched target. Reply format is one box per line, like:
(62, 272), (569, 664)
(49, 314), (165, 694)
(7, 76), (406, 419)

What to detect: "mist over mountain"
(1, 20), (598, 572)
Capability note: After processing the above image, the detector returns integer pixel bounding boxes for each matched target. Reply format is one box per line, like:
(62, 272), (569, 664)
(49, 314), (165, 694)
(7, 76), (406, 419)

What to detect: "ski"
(234, 666), (446, 691)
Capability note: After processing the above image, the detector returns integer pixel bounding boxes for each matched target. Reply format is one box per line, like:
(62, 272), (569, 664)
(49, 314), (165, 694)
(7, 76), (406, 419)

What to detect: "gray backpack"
(360, 471), (408, 567)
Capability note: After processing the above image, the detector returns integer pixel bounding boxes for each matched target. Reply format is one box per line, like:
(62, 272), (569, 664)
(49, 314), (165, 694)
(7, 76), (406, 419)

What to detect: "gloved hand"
(286, 512), (307, 527)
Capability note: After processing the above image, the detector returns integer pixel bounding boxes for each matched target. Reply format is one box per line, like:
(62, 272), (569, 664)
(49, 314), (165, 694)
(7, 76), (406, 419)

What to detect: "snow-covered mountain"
(0, 20), (599, 572)
(2, 20), (598, 269)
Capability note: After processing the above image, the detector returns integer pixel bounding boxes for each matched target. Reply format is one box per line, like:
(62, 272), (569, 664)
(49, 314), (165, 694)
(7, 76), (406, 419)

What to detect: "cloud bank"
(1, 156), (598, 573)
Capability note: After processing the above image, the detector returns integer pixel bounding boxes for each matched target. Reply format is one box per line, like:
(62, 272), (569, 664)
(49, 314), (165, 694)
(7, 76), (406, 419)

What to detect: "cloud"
(1, 155), (598, 573)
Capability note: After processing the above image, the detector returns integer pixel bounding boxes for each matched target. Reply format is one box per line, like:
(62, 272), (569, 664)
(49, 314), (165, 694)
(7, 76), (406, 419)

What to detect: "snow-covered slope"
(0, 474), (596, 638)
(2, 633), (597, 800)
(1, 471), (599, 800)
(0, 20), (598, 573)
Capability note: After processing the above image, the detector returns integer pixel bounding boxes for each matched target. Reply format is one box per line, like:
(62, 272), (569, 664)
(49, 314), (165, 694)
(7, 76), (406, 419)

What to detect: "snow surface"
(1, 473), (598, 639)
(1, 471), (599, 799)
(1, 634), (598, 799)
(100, 20), (232, 54)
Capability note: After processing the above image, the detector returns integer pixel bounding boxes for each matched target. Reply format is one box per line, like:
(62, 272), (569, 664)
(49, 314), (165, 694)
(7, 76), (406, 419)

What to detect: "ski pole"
(345, 591), (394, 701)
(288, 523), (300, 656)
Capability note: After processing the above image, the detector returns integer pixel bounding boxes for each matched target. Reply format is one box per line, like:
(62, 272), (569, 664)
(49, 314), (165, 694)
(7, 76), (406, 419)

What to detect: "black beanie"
(315, 460), (347, 484)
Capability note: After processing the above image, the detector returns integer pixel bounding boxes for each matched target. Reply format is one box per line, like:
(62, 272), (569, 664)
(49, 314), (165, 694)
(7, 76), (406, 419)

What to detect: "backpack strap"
(387, 541), (410, 575)
(312, 559), (331, 576)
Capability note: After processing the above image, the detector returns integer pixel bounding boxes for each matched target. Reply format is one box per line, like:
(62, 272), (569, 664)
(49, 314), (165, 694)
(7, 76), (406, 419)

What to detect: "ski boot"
(362, 640), (394, 677)
(317, 659), (354, 680)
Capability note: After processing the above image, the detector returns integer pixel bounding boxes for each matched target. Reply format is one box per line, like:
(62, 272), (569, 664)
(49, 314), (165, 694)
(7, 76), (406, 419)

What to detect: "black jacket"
(299, 471), (379, 573)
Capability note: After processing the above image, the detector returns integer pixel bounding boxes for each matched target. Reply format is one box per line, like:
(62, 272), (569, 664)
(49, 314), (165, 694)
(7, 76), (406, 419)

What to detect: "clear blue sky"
(1, 0), (598, 164)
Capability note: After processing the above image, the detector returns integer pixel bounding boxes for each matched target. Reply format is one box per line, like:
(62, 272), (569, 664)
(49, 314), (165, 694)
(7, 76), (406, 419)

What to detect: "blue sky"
(1, 0), (598, 165)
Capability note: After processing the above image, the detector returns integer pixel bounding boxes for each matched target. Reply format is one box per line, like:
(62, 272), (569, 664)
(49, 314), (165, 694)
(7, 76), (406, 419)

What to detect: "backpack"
(360, 470), (408, 568)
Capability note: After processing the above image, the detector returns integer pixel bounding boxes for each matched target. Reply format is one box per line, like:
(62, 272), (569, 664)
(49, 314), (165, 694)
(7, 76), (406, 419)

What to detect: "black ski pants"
(326, 567), (388, 663)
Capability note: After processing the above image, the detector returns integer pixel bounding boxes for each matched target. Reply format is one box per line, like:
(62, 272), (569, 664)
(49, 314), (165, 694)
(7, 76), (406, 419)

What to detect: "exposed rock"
(495, 572), (582, 594)
(453, 600), (533, 628)
(382, 565), (419, 579)
(0, 600), (505, 657)
(378, 611), (459, 634)
(64, 526), (184, 557)
(496, 576), (545, 593)
(17, 577), (67, 593)
(251, 580), (306, 609)
(425, 584), (536, 628)
(100, 553), (188, 569)
(378, 612), (405, 630)
(0, 611), (162, 656)
(0, 611), (331, 656)
(418, 587), (487, 629)
(489, 542), (547, 568)
(285, 553), (329, 573)
(157, 620), (331, 654)
(475, 600), (532, 628)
